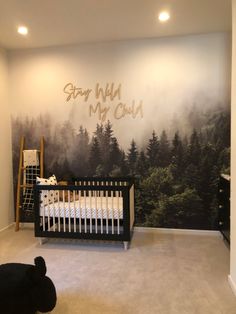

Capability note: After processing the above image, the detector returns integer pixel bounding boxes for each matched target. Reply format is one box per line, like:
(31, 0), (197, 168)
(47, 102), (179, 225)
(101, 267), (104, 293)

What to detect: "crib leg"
(39, 238), (47, 245)
(123, 241), (129, 250)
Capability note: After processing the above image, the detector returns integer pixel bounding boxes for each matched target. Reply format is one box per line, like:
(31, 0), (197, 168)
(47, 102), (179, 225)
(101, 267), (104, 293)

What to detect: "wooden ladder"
(15, 136), (44, 231)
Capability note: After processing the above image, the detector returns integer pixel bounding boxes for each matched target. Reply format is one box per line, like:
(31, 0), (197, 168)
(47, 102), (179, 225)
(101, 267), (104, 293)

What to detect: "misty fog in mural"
(12, 103), (230, 230)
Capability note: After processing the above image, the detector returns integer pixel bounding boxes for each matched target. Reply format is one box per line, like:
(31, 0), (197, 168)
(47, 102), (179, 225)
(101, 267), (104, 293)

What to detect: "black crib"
(34, 177), (135, 249)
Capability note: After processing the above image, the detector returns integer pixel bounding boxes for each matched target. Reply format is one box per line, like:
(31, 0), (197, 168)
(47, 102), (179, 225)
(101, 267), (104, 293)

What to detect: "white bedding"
(40, 197), (123, 219)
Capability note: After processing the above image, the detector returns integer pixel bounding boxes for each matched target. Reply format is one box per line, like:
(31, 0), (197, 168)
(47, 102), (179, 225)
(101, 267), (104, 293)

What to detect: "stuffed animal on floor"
(0, 256), (57, 314)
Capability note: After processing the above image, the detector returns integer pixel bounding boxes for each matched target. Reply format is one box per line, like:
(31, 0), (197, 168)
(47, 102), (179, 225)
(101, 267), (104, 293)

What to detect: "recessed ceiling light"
(17, 26), (28, 35)
(158, 11), (170, 22)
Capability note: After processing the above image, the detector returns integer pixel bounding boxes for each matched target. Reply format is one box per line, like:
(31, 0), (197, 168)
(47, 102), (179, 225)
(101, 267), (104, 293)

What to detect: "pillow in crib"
(36, 175), (57, 186)
(36, 175), (59, 205)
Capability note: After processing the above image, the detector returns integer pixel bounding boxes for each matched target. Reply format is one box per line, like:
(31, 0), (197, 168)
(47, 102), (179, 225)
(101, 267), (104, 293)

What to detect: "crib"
(34, 177), (135, 249)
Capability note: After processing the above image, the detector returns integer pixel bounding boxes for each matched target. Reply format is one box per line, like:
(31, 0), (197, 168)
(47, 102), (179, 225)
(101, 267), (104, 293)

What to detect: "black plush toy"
(0, 256), (57, 314)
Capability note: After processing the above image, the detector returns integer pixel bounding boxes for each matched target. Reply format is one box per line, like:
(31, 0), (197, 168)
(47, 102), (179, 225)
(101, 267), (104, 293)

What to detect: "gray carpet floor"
(0, 226), (236, 314)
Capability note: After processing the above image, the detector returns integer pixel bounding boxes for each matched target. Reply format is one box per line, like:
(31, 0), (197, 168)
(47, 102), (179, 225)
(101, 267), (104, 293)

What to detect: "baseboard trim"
(0, 222), (34, 233)
(0, 224), (221, 236)
(228, 275), (236, 296)
(0, 223), (14, 233)
(19, 222), (34, 229)
(134, 226), (221, 236)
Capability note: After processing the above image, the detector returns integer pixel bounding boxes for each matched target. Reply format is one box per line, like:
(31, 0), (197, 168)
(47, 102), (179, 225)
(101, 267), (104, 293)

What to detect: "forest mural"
(10, 33), (231, 229)
(12, 104), (230, 230)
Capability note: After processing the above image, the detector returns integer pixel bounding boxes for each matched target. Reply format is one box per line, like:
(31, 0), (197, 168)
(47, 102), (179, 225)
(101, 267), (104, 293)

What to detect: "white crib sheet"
(40, 197), (123, 219)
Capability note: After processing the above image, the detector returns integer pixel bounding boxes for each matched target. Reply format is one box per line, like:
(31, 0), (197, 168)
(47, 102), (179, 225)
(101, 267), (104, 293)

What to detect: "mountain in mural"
(11, 105), (230, 230)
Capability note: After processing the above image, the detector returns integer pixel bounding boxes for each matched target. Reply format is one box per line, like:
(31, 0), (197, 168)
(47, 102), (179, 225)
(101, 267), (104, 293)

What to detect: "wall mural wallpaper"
(10, 33), (231, 229)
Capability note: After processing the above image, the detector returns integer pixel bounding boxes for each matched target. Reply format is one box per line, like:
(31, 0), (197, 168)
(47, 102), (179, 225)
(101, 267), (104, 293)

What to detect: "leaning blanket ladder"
(15, 136), (44, 231)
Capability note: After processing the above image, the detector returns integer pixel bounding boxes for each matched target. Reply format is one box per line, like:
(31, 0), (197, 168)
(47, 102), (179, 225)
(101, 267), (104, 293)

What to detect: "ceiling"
(0, 0), (232, 50)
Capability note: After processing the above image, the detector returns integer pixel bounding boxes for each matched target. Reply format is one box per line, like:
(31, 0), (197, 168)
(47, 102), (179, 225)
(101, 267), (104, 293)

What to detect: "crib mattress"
(40, 197), (123, 219)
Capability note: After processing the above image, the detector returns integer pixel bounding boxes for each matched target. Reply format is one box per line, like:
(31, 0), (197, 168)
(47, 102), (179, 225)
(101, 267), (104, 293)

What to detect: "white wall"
(0, 47), (13, 230)
(230, 0), (236, 295)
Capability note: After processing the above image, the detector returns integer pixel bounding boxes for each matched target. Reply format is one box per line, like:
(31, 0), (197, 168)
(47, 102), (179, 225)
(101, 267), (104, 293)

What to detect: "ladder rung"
(20, 184), (34, 188)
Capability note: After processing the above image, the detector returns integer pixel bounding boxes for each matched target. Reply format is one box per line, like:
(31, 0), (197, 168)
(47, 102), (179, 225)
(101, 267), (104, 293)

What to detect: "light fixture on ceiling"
(17, 26), (28, 35)
(158, 11), (170, 22)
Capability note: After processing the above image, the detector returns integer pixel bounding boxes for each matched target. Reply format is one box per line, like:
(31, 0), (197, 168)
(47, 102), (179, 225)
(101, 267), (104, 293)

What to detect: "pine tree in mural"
(89, 137), (102, 175)
(208, 111), (230, 152)
(182, 129), (202, 193)
(109, 137), (122, 175)
(198, 143), (218, 228)
(217, 147), (230, 174)
(94, 124), (104, 144)
(94, 124), (105, 161)
(188, 129), (201, 166)
(146, 131), (159, 168)
(120, 151), (129, 176)
(71, 126), (90, 177)
(93, 120), (116, 174)
(170, 131), (184, 180)
(104, 121), (115, 173)
(127, 139), (138, 175)
(209, 165), (221, 228)
(136, 151), (148, 177)
(158, 130), (170, 167)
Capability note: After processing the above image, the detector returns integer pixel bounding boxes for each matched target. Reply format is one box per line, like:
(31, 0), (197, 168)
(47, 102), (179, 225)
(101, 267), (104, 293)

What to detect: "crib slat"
(105, 191), (108, 234)
(100, 189), (103, 234)
(58, 189), (61, 232)
(89, 191), (92, 233)
(68, 190), (71, 233)
(63, 190), (66, 232)
(111, 190), (114, 234)
(100, 182), (104, 234)
(42, 190), (45, 232)
(47, 190), (50, 231)
(52, 192), (55, 232)
(116, 191), (120, 234)
(95, 191), (97, 234)
(79, 191), (82, 233)
(84, 192), (87, 233)
(73, 191), (76, 232)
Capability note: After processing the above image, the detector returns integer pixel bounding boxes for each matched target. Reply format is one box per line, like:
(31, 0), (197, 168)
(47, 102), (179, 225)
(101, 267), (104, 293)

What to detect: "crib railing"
(34, 178), (134, 246)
